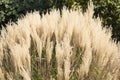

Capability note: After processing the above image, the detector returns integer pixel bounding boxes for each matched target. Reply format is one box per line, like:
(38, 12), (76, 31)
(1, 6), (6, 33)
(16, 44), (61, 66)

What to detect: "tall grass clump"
(0, 2), (120, 80)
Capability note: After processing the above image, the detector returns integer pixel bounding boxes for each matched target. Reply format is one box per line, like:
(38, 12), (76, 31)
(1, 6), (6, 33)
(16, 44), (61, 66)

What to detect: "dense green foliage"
(0, 0), (120, 41)
(0, 0), (52, 27)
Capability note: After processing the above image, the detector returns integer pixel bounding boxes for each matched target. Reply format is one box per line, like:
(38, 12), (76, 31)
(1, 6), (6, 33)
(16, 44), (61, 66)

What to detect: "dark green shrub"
(0, 0), (19, 27)
(0, 0), (52, 27)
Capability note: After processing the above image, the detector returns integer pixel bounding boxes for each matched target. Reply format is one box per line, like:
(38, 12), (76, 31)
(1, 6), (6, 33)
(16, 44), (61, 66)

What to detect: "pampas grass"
(0, 2), (120, 80)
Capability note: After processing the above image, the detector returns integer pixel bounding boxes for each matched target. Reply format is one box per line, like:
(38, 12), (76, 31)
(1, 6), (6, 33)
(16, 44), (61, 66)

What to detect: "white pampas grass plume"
(62, 34), (72, 80)
(56, 42), (64, 80)
(46, 38), (53, 64)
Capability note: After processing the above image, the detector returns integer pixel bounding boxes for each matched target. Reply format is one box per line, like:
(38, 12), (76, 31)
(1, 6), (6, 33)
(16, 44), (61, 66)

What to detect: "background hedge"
(0, 0), (120, 41)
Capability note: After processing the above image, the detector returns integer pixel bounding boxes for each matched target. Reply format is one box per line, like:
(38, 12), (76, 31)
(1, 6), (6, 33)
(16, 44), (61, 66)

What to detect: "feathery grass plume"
(46, 38), (53, 64)
(19, 66), (31, 80)
(55, 42), (64, 80)
(0, 1), (120, 80)
(0, 68), (4, 80)
(25, 12), (43, 62)
(85, 3), (120, 79)
(0, 39), (4, 80)
(62, 34), (72, 80)
(0, 38), (3, 66)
